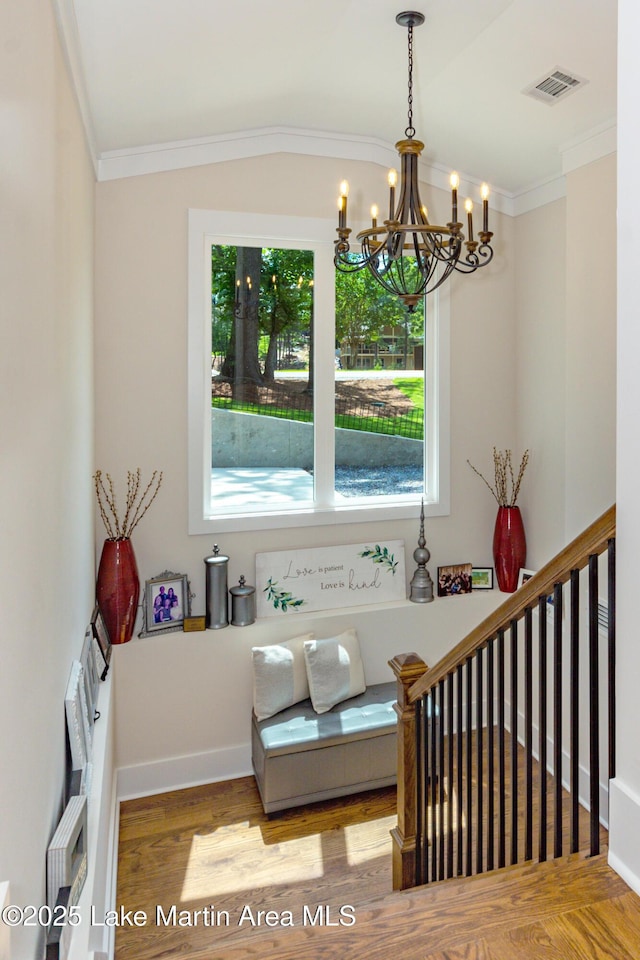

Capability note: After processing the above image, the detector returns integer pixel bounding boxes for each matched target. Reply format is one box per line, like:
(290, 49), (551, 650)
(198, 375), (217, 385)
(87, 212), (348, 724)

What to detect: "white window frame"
(188, 208), (450, 534)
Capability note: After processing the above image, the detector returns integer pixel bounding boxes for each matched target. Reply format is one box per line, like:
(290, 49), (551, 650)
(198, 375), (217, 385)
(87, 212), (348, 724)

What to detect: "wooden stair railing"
(390, 504), (616, 890)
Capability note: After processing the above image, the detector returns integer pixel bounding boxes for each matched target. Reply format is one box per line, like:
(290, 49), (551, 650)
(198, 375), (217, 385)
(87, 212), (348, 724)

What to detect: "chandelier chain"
(406, 23), (415, 139)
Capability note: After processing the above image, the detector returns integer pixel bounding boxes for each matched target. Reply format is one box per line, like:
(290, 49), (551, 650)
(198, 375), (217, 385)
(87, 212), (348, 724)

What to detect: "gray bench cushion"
(255, 680), (397, 757)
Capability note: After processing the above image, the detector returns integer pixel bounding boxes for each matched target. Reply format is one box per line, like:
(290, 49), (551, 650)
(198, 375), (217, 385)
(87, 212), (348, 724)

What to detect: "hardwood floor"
(115, 777), (396, 959)
(115, 773), (640, 960)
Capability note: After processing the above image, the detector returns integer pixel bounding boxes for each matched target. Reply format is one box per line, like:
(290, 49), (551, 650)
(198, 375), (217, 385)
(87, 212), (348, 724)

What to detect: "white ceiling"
(59, 0), (617, 197)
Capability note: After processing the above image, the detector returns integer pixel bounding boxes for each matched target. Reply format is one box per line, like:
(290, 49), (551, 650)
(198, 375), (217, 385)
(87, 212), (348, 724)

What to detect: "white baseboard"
(116, 744), (252, 801)
(608, 778), (640, 894)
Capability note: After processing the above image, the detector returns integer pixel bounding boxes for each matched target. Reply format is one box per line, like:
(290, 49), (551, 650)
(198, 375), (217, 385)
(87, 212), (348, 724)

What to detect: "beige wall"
(0, 1), (95, 956)
(565, 155), (617, 539)
(94, 154), (516, 629)
(514, 153), (616, 565)
(514, 197), (567, 566)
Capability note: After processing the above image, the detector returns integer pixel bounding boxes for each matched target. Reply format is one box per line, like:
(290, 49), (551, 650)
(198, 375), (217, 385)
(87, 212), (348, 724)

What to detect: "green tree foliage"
(211, 245), (313, 385)
(335, 265), (424, 369)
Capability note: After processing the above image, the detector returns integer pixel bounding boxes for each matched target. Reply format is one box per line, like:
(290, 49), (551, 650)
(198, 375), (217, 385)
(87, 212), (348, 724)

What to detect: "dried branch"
(467, 448), (529, 507)
(94, 468), (163, 539)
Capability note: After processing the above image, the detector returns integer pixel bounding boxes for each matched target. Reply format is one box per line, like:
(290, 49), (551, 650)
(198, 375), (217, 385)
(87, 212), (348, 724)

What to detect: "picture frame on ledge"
(437, 563), (473, 597)
(139, 571), (191, 637)
(90, 604), (112, 681)
(471, 567), (494, 590)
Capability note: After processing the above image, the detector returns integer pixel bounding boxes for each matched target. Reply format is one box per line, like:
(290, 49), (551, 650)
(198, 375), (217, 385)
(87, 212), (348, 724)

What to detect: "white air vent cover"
(523, 67), (588, 105)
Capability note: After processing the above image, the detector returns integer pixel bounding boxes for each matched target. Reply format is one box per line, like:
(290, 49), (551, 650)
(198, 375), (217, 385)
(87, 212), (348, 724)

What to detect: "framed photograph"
(140, 571), (191, 636)
(80, 627), (99, 732)
(517, 568), (537, 588)
(91, 604), (111, 681)
(471, 567), (494, 590)
(437, 562), (473, 597)
(64, 661), (91, 772)
(46, 794), (87, 912)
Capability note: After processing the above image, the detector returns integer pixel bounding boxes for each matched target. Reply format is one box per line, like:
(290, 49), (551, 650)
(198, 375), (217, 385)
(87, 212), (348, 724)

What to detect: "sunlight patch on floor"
(342, 816), (396, 865)
(179, 827), (324, 900)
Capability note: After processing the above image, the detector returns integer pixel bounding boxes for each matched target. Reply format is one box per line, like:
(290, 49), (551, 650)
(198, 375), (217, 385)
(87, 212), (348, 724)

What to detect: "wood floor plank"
(544, 892), (640, 960)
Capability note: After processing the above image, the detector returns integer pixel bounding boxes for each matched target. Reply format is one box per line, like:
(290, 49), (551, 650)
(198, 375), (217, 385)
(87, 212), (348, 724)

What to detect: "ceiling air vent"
(523, 67), (588, 105)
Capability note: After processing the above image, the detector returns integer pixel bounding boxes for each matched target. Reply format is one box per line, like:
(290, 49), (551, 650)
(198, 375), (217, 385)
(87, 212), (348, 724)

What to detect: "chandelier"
(334, 10), (495, 312)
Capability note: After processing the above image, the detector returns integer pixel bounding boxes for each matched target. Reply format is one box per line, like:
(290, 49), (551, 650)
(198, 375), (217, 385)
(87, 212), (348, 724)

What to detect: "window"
(188, 210), (449, 533)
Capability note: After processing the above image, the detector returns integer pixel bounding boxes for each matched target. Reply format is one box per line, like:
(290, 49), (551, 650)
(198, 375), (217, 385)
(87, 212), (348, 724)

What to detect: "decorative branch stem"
(467, 448), (529, 507)
(94, 468), (163, 539)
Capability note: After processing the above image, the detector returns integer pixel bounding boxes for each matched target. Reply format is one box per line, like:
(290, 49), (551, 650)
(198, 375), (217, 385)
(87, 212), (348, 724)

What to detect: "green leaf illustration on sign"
(263, 577), (306, 612)
(358, 544), (398, 574)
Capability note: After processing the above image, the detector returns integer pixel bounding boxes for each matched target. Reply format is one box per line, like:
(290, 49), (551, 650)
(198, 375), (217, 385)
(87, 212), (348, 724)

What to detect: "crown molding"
(97, 127), (397, 182)
(561, 119), (617, 176)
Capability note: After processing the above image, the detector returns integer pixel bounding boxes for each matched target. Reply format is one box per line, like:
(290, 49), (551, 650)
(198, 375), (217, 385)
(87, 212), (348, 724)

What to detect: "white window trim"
(187, 208), (450, 534)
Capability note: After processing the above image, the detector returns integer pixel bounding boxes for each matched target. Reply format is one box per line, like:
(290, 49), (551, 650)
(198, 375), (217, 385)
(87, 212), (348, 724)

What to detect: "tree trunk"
(229, 247), (263, 400)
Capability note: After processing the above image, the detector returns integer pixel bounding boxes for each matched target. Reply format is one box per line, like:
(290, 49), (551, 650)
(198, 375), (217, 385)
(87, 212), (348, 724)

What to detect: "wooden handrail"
(408, 504), (615, 704)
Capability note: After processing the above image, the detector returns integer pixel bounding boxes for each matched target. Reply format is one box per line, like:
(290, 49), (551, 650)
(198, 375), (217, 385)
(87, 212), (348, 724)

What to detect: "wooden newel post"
(389, 651), (428, 890)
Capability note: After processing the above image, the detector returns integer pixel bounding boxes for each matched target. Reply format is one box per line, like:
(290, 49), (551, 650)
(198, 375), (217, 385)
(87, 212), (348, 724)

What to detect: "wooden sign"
(256, 540), (406, 617)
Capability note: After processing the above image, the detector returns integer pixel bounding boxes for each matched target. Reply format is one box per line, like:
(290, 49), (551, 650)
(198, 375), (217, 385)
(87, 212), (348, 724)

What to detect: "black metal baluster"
(510, 620), (519, 865)
(524, 607), (533, 862)
(447, 671), (454, 878)
(487, 637), (495, 872)
(438, 678), (446, 880)
(553, 582), (563, 859)
(476, 646), (484, 875)
(416, 698), (425, 885)
(608, 537), (616, 781)
(570, 569), (580, 854)
(430, 685), (438, 882)
(538, 597), (548, 862)
(497, 629), (506, 868)
(456, 663), (464, 876)
(589, 554), (600, 856)
(465, 657), (473, 876)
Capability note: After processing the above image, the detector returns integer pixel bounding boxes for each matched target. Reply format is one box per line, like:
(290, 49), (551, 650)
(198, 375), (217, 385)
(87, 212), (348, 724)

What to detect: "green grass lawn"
(394, 377), (425, 412)
(212, 376), (425, 440)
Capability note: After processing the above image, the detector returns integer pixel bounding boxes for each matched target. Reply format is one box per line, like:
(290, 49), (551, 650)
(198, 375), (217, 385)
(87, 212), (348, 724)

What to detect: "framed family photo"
(437, 562), (473, 597)
(140, 571), (190, 636)
(90, 605), (111, 681)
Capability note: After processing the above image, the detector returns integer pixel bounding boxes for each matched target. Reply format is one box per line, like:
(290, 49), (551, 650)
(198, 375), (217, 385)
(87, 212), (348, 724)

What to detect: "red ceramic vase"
(493, 506), (526, 593)
(96, 538), (140, 644)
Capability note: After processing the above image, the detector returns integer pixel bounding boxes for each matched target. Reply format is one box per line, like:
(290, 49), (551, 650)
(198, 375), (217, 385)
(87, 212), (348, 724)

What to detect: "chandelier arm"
(453, 243), (495, 274)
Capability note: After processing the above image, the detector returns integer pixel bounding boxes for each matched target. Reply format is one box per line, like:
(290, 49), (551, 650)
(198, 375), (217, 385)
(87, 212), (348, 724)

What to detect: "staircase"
(391, 505), (617, 891)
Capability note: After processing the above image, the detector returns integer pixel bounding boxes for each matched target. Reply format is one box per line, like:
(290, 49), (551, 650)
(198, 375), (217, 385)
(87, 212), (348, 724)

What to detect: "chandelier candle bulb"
(481, 183), (490, 233)
(388, 168), (397, 219)
(450, 172), (459, 223)
(371, 204), (378, 228)
(465, 198), (474, 242)
(338, 181), (349, 229)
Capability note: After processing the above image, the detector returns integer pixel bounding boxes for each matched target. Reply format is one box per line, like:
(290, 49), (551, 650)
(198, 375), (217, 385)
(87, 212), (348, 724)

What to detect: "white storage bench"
(251, 681), (398, 814)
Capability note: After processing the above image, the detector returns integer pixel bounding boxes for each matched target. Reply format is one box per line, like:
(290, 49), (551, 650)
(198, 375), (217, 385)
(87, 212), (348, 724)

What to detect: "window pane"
(334, 268), (424, 500)
(210, 245), (315, 507)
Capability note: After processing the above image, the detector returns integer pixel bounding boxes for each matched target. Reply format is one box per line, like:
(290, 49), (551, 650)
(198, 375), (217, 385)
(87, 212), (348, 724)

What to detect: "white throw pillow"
(252, 633), (314, 721)
(303, 629), (366, 714)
